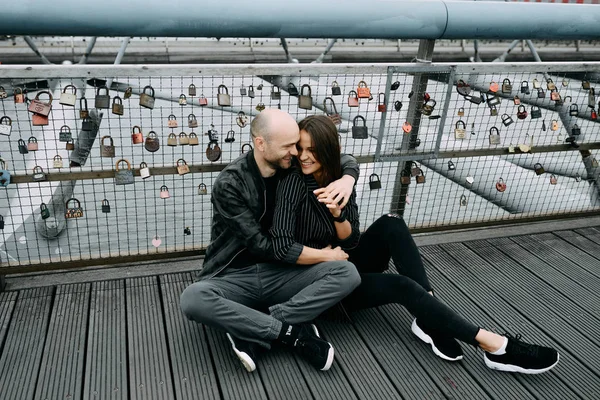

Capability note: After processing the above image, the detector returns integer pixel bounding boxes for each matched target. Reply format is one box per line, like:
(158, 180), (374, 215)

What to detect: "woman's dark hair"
(297, 115), (341, 186)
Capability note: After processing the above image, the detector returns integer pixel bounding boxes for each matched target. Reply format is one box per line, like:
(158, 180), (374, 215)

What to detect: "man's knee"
(180, 281), (221, 321)
(325, 260), (361, 291)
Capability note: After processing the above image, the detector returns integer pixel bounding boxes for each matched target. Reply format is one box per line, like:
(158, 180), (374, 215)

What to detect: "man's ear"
(254, 136), (266, 152)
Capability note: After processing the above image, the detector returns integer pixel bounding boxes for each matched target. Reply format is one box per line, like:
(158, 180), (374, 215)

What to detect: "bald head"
(251, 108), (298, 142)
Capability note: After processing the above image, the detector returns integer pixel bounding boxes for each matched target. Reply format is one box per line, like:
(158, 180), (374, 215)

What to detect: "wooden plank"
(0, 291), (18, 357)
(34, 284), (90, 400)
(126, 276), (175, 400)
(254, 346), (314, 400)
(422, 245), (596, 399)
(0, 287), (53, 400)
(159, 273), (220, 400)
(83, 280), (128, 400)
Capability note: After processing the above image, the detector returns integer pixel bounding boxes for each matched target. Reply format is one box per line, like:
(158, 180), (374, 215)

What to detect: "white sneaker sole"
(411, 319), (463, 362)
(226, 333), (256, 372)
(484, 353), (560, 374)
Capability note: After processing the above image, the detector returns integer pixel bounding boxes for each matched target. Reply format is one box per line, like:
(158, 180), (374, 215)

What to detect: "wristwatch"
(332, 210), (347, 223)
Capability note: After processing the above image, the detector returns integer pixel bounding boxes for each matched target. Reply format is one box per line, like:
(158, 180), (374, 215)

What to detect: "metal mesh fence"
(0, 63), (599, 270)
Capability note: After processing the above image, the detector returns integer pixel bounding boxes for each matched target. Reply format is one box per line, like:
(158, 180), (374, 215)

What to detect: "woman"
(269, 115), (559, 374)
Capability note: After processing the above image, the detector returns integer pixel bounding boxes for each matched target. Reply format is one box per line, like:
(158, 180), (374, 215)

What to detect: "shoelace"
(502, 333), (540, 358)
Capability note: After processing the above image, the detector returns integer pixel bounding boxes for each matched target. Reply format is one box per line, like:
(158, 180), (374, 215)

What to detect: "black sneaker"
(411, 318), (464, 361)
(226, 333), (260, 372)
(294, 324), (334, 371)
(484, 333), (559, 374)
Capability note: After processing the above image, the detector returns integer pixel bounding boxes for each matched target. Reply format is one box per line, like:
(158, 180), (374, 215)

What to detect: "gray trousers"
(180, 261), (361, 348)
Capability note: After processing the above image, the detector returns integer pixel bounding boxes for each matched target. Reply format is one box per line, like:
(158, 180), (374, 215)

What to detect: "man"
(181, 109), (361, 372)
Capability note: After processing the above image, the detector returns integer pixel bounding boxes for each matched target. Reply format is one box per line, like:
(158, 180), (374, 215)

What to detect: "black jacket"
(198, 149), (360, 280)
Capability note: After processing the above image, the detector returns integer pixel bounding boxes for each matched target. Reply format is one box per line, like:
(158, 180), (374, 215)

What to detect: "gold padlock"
(167, 133), (178, 146)
(179, 132), (189, 146)
(176, 158), (190, 175)
(189, 132), (199, 146)
(179, 94), (187, 106)
(168, 114), (178, 128)
(454, 120), (466, 139)
(139, 85), (155, 109)
(457, 107), (464, 117)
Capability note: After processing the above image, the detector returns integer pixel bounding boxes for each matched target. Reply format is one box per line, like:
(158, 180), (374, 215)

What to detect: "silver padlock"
(139, 85), (156, 109)
(139, 162), (151, 179)
(53, 155), (63, 168)
(32, 165), (47, 182)
(0, 116), (12, 136)
(100, 136), (116, 157)
(489, 127), (501, 145)
(114, 159), (134, 185)
(59, 84), (77, 106)
(198, 183), (208, 195)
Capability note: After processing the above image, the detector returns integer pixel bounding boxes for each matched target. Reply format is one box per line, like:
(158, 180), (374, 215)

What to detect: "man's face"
(262, 124), (299, 170)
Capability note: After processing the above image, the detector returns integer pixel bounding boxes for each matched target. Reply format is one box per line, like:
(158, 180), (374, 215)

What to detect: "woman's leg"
(348, 214), (432, 291)
(341, 273), (480, 346)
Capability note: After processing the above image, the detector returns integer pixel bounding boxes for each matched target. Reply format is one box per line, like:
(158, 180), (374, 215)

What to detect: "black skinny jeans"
(342, 214), (480, 346)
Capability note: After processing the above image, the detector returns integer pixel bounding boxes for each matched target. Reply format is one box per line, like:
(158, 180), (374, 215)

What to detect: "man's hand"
(314, 175), (355, 209)
(322, 245), (349, 261)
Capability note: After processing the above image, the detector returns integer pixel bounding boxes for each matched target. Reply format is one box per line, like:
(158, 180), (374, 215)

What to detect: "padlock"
(298, 84), (313, 110)
(422, 99), (436, 116)
(0, 86), (7, 99)
(139, 161), (151, 179)
(115, 159), (134, 185)
(40, 203), (51, 219)
(198, 95), (208, 106)
(94, 86), (110, 109)
(466, 175), (475, 185)
(501, 113), (514, 127)
(329, 81), (342, 96)
(402, 121), (412, 134)
(459, 195), (468, 207)
(131, 126), (144, 144)
(14, 87), (25, 103)
(206, 126), (219, 142)
(188, 83), (197, 97)
(112, 96), (124, 115)
(79, 97), (89, 119)
(27, 136), (38, 151)
(551, 120), (559, 131)
(582, 81), (591, 90)
(531, 106), (542, 119)
(179, 94), (188, 106)
(415, 169), (426, 184)
(0, 159), (11, 187)
(501, 78), (512, 93)
(369, 173), (382, 190)
(179, 132), (189, 146)
(0, 215), (4, 229)
(569, 104), (579, 116)
(198, 183), (208, 195)
(53, 154), (63, 168)
(176, 158), (190, 175)
(101, 199), (111, 213)
(32, 113), (49, 126)
(592, 109), (598, 121)
(225, 130), (236, 143)
(185, 113), (197, 129)
(139, 85), (156, 109)
(532, 79), (541, 89)
(410, 162), (420, 177)
(352, 115), (368, 139)
(28, 90), (53, 117)
(457, 107), (464, 117)
(400, 169), (411, 185)
(550, 174), (558, 185)
(394, 101), (403, 112)
(546, 79), (556, 90)
(520, 81), (530, 94)
(376, 93), (386, 112)
(534, 163), (545, 175)
(66, 138), (75, 151)
(217, 84), (231, 106)
(160, 185), (170, 199)
(448, 161), (456, 171)
(241, 143), (253, 154)
(145, 131), (160, 152)
(537, 88), (545, 99)
(257, 83), (263, 91)
(256, 103), (266, 112)
(456, 79), (471, 96)
(189, 132), (199, 146)
(165, 114), (177, 129)
(593, 158), (600, 168)
(100, 136), (115, 157)
(572, 124), (581, 136)
(59, 84), (77, 106)
(0, 116), (12, 136)
(124, 87), (133, 99)
(167, 133), (178, 146)
(348, 90), (359, 107)
(517, 105), (528, 120)
(206, 142), (222, 161)
(65, 198), (84, 219)
(588, 88), (596, 108)
(489, 81), (499, 93)
(489, 105), (498, 116)
(575, 174), (582, 182)
(562, 79), (569, 87)
(239, 84), (247, 96)
(489, 127), (501, 145)
(18, 138), (29, 154)
(59, 125), (72, 142)
(323, 97), (341, 125)
(81, 117), (93, 131)
(496, 178), (507, 192)
(357, 81), (371, 98)
(32, 165), (47, 181)
(271, 85), (281, 100)
(184, 227), (191, 236)
(454, 120), (466, 139)
(486, 93), (501, 107)
(236, 111), (248, 128)
(550, 89), (561, 102)
(247, 84), (256, 98)
(513, 95), (521, 105)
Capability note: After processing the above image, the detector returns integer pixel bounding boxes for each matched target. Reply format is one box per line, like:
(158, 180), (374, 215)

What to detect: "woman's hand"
(313, 175), (355, 209)
(319, 196), (342, 218)
(322, 245), (349, 261)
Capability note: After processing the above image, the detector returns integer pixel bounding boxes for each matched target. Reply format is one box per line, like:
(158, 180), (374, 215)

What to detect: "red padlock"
(357, 81), (371, 98)
(348, 90), (359, 107)
(32, 113), (49, 126)
(377, 93), (386, 112)
(592, 109), (598, 121)
(423, 92), (431, 102)
(131, 126), (144, 144)
(495, 178), (507, 192)
(28, 91), (53, 117)
(402, 121), (412, 134)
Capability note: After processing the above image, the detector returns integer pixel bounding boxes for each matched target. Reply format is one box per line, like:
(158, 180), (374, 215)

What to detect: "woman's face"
(297, 129), (322, 176)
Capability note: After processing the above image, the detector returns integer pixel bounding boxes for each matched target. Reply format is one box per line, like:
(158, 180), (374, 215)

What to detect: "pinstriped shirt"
(269, 168), (361, 264)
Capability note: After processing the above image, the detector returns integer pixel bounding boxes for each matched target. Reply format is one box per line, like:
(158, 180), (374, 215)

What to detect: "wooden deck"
(1, 227), (600, 400)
